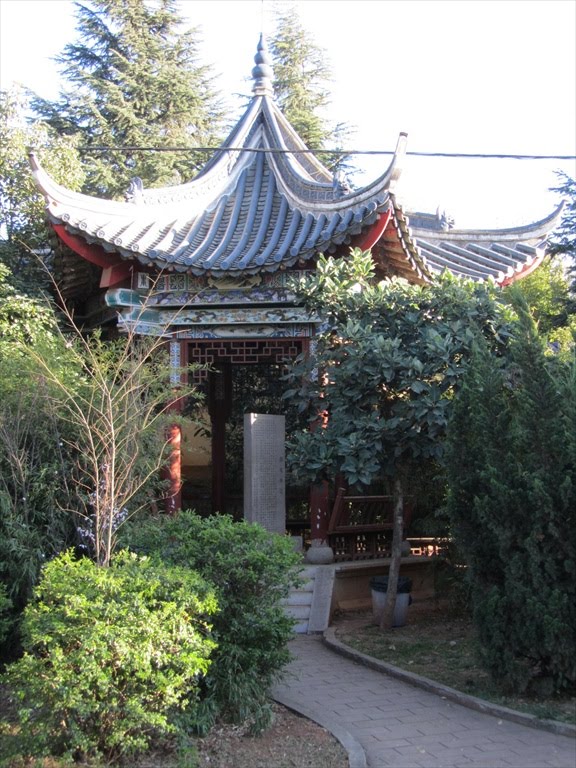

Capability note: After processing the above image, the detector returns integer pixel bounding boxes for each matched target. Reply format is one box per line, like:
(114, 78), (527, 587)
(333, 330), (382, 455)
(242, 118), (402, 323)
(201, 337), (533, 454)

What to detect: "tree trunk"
(379, 475), (404, 631)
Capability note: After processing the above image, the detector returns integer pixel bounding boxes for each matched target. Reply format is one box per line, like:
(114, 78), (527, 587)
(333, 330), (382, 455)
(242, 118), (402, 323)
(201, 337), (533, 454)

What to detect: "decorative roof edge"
(409, 201), (565, 241)
(388, 192), (433, 282)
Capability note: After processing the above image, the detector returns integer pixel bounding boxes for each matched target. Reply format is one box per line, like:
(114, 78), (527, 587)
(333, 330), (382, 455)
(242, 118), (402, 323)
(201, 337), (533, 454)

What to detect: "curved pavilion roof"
(408, 205), (563, 286)
(30, 36), (561, 289)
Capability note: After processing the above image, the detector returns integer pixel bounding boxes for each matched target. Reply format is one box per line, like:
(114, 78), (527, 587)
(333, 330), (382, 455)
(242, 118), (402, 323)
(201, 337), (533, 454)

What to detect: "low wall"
(331, 556), (439, 614)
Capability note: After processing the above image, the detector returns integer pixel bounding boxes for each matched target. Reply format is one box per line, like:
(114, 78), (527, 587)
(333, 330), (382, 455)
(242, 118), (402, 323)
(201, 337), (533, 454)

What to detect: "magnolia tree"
(284, 249), (513, 628)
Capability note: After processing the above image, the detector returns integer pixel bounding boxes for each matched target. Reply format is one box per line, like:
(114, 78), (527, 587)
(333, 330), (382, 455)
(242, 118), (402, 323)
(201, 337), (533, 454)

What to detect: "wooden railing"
(327, 487), (413, 562)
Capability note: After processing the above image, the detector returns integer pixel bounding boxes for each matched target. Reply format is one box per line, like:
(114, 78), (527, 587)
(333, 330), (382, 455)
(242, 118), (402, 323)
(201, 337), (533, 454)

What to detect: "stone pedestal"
(305, 538), (334, 564)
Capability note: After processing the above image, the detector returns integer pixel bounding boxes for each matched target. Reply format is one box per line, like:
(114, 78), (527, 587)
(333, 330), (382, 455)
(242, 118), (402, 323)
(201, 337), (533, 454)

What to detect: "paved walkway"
(272, 634), (576, 768)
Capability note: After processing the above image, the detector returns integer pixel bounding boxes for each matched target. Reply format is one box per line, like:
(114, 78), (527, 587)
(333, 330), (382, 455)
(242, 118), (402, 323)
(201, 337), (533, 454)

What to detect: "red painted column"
(162, 341), (185, 514)
(309, 480), (330, 542)
(307, 400), (334, 562)
(309, 363), (330, 543)
(163, 420), (182, 514)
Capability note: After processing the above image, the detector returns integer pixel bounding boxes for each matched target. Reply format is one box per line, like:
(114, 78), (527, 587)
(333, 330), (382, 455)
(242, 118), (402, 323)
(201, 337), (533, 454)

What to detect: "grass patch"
(334, 601), (576, 726)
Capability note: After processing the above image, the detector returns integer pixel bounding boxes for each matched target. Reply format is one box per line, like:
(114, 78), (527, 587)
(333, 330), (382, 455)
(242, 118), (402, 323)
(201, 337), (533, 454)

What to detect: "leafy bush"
(0, 583), (12, 648)
(124, 510), (302, 733)
(1, 550), (217, 762)
(0, 269), (80, 659)
(445, 300), (576, 695)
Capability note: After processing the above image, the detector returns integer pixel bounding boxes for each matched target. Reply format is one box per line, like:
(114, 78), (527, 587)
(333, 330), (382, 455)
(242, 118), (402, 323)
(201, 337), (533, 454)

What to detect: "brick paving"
(272, 635), (576, 768)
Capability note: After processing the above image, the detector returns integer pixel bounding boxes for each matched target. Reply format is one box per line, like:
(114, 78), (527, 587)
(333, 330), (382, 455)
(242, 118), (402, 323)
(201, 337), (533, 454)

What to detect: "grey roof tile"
(410, 204), (562, 284)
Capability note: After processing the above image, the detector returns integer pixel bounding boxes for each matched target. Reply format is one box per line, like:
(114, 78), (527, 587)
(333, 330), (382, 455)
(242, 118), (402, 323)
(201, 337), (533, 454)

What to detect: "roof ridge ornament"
(252, 33), (274, 97)
(125, 177), (144, 204)
(332, 168), (352, 198)
(436, 206), (455, 230)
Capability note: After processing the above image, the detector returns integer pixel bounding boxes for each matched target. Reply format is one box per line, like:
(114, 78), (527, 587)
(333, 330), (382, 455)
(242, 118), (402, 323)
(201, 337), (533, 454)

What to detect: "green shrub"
(1, 550), (217, 762)
(445, 302), (576, 695)
(0, 583), (12, 648)
(0, 271), (81, 660)
(124, 510), (302, 733)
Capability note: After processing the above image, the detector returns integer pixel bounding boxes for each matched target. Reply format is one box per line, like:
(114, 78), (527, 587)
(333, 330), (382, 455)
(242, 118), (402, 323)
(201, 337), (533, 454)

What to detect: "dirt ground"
(189, 702), (349, 768)
(0, 696), (349, 768)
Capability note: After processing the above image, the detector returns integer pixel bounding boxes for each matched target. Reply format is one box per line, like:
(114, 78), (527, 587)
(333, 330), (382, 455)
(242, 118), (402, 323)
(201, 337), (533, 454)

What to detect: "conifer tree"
(549, 172), (576, 301)
(269, 6), (355, 176)
(445, 296), (576, 694)
(33, 0), (224, 198)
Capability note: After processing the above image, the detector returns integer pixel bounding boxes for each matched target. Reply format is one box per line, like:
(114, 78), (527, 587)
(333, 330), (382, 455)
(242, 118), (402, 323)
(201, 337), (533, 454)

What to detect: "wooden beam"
(351, 208), (393, 252)
(52, 223), (123, 269)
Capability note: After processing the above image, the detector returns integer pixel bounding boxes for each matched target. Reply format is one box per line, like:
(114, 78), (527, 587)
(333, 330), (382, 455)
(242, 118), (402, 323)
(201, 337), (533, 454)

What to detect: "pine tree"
(32, 0), (225, 198)
(269, 6), (355, 176)
(549, 173), (576, 302)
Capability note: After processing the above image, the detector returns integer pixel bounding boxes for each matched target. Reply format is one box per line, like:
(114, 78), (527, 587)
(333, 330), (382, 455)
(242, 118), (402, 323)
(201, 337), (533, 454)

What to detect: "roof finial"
(252, 33), (274, 96)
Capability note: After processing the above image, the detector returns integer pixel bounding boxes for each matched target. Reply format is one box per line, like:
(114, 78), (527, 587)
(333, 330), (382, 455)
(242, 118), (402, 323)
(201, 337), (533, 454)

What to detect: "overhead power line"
(74, 145), (576, 161)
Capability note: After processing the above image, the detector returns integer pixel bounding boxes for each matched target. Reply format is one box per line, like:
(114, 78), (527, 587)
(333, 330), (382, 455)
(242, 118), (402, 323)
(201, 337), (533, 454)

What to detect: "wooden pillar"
(162, 340), (184, 514)
(306, 402), (335, 563)
(309, 480), (330, 542)
(309, 380), (330, 542)
(163, 420), (182, 514)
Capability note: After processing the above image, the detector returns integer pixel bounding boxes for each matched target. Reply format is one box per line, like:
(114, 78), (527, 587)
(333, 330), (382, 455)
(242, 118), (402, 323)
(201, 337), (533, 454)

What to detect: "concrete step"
(296, 565), (319, 580)
(284, 564), (317, 633)
(295, 578), (315, 592)
(284, 563), (337, 635)
(284, 591), (314, 606)
(284, 604), (312, 620)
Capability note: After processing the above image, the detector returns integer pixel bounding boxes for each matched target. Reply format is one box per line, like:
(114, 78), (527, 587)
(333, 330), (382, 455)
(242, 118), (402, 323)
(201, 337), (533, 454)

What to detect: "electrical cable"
(74, 146), (576, 160)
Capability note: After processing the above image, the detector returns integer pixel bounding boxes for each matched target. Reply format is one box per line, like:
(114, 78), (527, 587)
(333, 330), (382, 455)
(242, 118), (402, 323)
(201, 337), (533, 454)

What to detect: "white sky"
(1, 0), (575, 228)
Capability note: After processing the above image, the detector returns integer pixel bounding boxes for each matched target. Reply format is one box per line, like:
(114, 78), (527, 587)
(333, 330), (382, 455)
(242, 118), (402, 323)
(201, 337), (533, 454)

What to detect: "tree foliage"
(32, 0), (225, 197)
(504, 256), (576, 358)
(284, 249), (513, 627)
(0, 88), (84, 292)
(445, 294), (576, 694)
(549, 172), (576, 292)
(269, 5), (355, 176)
(285, 250), (512, 489)
(0, 266), (78, 633)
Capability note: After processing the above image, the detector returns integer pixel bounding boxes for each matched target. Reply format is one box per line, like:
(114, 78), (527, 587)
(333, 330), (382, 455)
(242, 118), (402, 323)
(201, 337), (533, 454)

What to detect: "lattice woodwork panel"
(187, 339), (305, 384)
(330, 531), (392, 562)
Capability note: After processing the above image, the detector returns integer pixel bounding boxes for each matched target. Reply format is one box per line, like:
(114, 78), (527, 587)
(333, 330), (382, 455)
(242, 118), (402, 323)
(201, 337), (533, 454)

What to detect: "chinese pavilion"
(29, 36), (562, 536)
